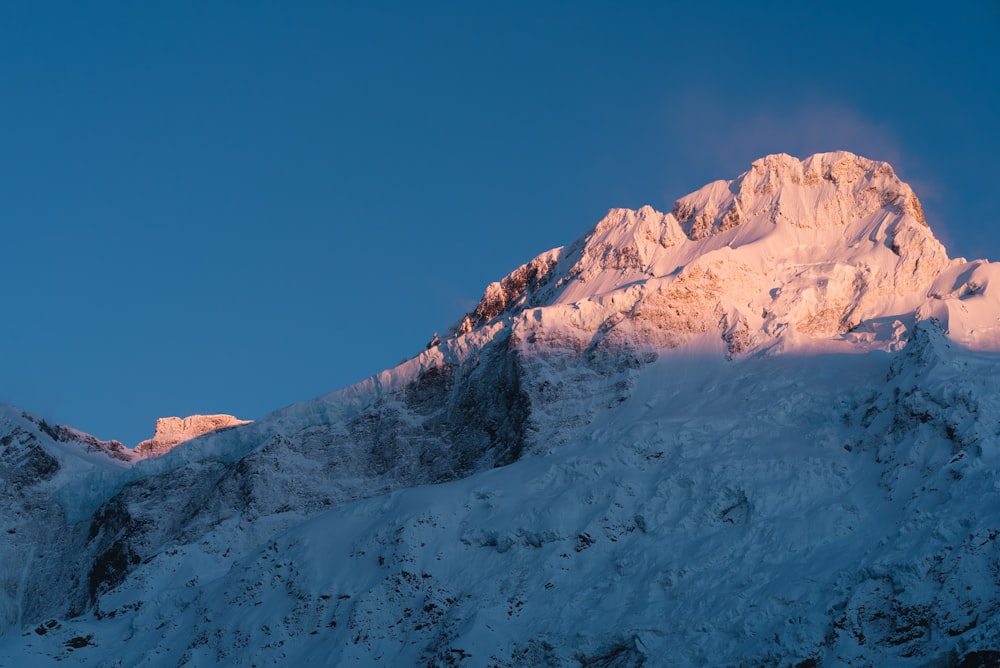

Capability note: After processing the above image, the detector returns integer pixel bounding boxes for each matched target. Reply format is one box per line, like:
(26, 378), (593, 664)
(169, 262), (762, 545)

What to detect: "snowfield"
(1, 152), (999, 666)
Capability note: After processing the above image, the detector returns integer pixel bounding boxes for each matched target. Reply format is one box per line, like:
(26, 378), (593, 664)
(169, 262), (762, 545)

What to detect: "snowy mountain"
(2, 151), (999, 666)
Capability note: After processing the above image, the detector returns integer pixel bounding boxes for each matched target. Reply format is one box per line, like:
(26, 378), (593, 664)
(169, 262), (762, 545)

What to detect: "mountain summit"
(2, 152), (999, 666)
(452, 151), (995, 355)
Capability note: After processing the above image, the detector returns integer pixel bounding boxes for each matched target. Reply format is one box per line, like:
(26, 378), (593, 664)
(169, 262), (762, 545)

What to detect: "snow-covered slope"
(2, 152), (998, 666)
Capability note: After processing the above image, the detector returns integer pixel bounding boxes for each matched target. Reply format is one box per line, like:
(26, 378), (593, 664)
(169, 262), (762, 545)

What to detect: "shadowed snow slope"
(1, 152), (999, 666)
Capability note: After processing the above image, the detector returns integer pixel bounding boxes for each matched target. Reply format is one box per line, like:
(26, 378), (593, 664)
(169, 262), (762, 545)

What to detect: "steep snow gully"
(2, 152), (999, 666)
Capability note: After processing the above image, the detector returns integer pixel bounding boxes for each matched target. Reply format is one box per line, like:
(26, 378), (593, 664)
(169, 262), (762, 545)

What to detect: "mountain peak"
(672, 150), (925, 241)
(134, 414), (251, 456)
(447, 151), (995, 354)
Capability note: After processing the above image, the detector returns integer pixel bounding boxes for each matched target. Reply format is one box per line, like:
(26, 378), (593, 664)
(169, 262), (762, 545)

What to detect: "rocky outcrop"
(134, 414), (251, 457)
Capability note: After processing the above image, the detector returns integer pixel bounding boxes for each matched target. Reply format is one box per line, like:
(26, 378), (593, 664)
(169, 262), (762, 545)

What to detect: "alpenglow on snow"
(1, 151), (999, 666)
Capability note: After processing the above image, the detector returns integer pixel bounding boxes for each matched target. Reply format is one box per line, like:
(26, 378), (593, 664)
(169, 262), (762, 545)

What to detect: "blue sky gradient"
(2, 2), (998, 444)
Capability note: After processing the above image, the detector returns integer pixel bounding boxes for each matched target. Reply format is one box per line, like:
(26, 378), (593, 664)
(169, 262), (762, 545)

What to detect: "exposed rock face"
(134, 414), (251, 456)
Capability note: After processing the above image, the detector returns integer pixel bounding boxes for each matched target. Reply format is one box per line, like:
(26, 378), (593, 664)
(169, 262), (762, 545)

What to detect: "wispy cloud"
(659, 90), (955, 246)
(664, 89), (907, 177)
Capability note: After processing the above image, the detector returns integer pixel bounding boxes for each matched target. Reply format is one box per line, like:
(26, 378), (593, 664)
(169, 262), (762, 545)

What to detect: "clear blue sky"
(2, 2), (998, 445)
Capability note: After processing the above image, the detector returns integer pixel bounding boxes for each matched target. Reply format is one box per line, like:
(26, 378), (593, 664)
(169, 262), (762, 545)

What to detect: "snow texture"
(1, 152), (999, 667)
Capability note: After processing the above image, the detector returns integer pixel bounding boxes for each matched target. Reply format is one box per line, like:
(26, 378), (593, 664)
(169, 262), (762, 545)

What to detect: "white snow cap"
(449, 151), (998, 353)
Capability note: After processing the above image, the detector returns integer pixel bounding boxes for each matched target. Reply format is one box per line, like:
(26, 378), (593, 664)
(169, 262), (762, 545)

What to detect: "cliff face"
(133, 414), (251, 457)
